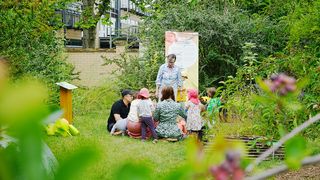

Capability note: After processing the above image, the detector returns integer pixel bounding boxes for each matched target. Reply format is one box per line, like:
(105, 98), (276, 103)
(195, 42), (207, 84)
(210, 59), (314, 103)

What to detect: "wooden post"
(56, 82), (77, 124)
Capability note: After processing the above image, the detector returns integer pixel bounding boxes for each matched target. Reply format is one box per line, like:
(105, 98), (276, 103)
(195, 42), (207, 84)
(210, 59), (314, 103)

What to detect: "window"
(63, 10), (81, 29)
(121, 0), (128, 8)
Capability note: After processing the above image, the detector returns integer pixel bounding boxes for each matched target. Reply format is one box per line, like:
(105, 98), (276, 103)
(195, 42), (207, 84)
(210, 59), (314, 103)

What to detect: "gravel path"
(276, 164), (320, 180)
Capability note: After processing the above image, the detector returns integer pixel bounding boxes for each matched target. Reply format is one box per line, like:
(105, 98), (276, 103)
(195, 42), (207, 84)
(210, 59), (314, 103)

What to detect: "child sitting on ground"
(137, 88), (158, 143)
(185, 89), (204, 140)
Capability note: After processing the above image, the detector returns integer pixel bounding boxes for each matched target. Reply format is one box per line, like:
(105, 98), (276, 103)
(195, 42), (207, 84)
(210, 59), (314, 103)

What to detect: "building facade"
(59, 0), (148, 48)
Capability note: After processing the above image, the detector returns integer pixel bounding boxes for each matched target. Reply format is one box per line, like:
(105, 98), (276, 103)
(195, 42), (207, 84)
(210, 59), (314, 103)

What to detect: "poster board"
(165, 31), (199, 101)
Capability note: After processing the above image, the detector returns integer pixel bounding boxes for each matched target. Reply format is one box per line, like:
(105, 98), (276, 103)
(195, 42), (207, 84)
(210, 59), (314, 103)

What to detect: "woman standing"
(153, 86), (187, 140)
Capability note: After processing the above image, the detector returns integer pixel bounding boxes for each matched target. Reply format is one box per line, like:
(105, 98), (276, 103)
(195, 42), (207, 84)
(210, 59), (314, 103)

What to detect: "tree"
(79, 0), (172, 49)
(80, 0), (110, 48)
(0, 0), (75, 103)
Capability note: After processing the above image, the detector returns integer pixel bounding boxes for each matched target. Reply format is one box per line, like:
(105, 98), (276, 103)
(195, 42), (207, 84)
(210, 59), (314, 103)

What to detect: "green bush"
(213, 0), (320, 140)
(73, 82), (119, 116)
(0, 1), (74, 104)
(104, 53), (161, 91)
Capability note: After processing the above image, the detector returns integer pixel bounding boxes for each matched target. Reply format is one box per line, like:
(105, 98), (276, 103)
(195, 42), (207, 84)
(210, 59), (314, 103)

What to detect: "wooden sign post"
(56, 82), (78, 124)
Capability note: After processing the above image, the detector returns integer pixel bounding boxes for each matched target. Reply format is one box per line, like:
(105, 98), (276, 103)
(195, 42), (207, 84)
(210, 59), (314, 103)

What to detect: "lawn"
(46, 112), (187, 179)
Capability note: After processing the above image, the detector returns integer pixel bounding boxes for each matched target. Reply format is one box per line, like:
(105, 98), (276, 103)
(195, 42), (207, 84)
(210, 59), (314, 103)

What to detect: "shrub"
(104, 53), (161, 91)
(73, 82), (119, 116)
(0, 1), (75, 104)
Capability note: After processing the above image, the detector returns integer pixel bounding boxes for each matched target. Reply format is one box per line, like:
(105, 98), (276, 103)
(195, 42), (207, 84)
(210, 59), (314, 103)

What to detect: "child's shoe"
(182, 134), (188, 139)
(113, 131), (123, 136)
(152, 139), (158, 144)
(166, 138), (178, 142)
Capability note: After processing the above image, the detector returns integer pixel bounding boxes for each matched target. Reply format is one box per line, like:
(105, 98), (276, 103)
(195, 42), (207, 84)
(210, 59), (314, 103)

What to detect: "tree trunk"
(82, 0), (97, 49)
(83, 27), (97, 49)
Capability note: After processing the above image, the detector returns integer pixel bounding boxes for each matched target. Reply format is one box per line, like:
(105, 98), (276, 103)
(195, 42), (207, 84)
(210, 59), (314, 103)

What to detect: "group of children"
(111, 86), (222, 142)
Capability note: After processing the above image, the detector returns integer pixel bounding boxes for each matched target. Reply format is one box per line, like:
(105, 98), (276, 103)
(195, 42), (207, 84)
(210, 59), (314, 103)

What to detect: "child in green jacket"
(206, 87), (221, 124)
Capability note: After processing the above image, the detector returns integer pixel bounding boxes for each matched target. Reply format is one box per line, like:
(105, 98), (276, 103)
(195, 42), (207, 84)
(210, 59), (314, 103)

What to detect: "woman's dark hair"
(131, 91), (139, 99)
(166, 54), (176, 62)
(161, 86), (175, 101)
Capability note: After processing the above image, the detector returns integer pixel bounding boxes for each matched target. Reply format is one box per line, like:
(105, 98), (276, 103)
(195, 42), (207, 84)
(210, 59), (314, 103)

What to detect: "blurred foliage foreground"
(0, 62), (98, 180)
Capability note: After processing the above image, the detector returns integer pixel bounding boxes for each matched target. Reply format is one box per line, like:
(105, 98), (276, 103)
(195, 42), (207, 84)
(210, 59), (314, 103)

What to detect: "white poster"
(165, 31), (199, 90)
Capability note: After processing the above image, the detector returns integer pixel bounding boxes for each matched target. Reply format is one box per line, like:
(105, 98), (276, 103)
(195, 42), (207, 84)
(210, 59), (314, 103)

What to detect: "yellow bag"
(177, 88), (187, 102)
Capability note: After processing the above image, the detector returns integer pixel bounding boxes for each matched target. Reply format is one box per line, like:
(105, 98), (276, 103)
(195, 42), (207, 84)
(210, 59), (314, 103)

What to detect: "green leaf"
(68, 125), (80, 136)
(240, 158), (251, 169)
(278, 125), (286, 137)
(114, 162), (152, 180)
(285, 136), (307, 169)
(256, 77), (271, 93)
(54, 148), (99, 180)
(54, 118), (70, 132)
(164, 165), (193, 180)
(45, 124), (56, 136)
(266, 141), (272, 147)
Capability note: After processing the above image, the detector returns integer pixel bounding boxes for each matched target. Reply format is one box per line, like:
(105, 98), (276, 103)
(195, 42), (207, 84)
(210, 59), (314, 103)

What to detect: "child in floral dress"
(185, 89), (203, 138)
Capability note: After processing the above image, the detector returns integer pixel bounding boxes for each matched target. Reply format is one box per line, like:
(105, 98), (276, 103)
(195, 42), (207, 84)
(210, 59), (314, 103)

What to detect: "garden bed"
(205, 135), (284, 160)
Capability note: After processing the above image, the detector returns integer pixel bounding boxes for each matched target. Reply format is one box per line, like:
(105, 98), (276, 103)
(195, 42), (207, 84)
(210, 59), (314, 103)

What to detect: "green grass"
(46, 112), (187, 179)
(45, 85), (187, 179)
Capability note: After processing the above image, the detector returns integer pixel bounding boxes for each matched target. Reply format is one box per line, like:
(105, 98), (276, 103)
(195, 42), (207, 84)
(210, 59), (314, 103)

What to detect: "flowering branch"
(246, 113), (320, 172)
